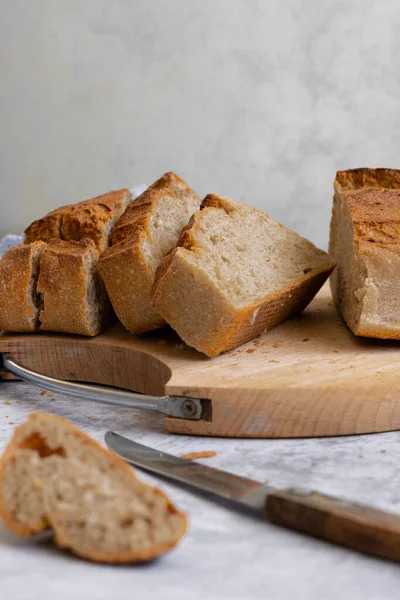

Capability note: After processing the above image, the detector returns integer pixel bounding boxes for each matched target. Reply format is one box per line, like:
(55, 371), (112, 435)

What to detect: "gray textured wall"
(1, 0), (400, 247)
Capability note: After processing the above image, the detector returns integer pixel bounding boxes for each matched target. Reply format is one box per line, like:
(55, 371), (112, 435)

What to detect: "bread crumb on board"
(381, 449), (387, 454)
(4, 399), (12, 405)
(40, 390), (48, 396)
(246, 349), (255, 354)
(180, 451), (217, 461)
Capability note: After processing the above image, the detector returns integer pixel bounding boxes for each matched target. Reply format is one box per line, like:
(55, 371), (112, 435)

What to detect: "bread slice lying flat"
(152, 194), (335, 357)
(98, 172), (201, 334)
(25, 189), (132, 252)
(330, 168), (400, 339)
(36, 238), (111, 336)
(0, 413), (187, 563)
(0, 241), (46, 332)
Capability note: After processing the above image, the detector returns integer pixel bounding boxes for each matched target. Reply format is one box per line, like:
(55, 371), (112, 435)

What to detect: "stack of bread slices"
(0, 172), (335, 356)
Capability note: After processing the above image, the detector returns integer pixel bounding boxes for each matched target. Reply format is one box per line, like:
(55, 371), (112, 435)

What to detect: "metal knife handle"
(1, 354), (204, 420)
(266, 488), (400, 562)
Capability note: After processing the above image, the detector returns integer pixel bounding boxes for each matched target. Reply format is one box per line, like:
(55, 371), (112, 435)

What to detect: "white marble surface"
(2, 0), (400, 247)
(1, 381), (400, 599)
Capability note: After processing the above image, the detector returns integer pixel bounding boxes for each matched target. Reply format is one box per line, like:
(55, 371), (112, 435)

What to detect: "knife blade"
(105, 431), (400, 562)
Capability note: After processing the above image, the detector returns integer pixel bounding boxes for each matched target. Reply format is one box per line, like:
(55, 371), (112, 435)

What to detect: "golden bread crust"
(335, 168), (400, 191)
(0, 241), (46, 332)
(61, 189), (132, 252)
(37, 238), (108, 336)
(24, 205), (74, 244)
(24, 189), (132, 252)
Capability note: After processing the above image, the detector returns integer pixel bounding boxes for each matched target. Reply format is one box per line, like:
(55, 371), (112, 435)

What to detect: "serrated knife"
(105, 431), (400, 562)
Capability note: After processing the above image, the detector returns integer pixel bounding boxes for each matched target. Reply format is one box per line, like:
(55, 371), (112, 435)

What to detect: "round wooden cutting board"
(2, 283), (400, 438)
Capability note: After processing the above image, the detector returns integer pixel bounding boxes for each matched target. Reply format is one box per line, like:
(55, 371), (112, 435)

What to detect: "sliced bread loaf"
(330, 168), (400, 338)
(0, 241), (46, 332)
(151, 194), (335, 357)
(37, 238), (111, 336)
(98, 172), (201, 334)
(0, 412), (187, 563)
(24, 189), (132, 252)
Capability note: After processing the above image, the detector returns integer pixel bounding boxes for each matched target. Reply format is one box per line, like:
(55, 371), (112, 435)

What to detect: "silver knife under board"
(105, 431), (400, 563)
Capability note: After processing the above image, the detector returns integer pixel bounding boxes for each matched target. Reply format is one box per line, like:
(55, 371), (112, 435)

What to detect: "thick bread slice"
(98, 172), (201, 334)
(151, 194), (335, 357)
(24, 189), (132, 252)
(37, 238), (111, 336)
(0, 412), (187, 563)
(330, 168), (400, 338)
(0, 241), (46, 332)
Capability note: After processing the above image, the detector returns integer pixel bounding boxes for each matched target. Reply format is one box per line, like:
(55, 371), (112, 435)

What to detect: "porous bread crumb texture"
(37, 239), (111, 336)
(0, 241), (46, 332)
(0, 413), (187, 563)
(179, 196), (331, 306)
(98, 172), (201, 334)
(24, 189), (132, 253)
(330, 168), (400, 339)
(152, 194), (335, 357)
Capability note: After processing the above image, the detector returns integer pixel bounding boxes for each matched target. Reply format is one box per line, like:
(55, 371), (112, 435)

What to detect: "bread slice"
(0, 241), (46, 332)
(37, 238), (111, 336)
(0, 412), (187, 563)
(151, 194), (335, 357)
(98, 172), (201, 334)
(24, 189), (132, 252)
(330, 168), (400, 338)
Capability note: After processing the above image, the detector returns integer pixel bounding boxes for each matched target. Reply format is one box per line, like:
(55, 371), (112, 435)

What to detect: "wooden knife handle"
(266, 488), (400, 561)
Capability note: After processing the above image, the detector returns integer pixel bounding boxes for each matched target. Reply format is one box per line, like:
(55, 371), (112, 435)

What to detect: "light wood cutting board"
(1, 283), (400, 438)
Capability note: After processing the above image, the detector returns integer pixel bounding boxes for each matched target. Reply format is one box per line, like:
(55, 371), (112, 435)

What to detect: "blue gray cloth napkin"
(0, 234), (23, 258)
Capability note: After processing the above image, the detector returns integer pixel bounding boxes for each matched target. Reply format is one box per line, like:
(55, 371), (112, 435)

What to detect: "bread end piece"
(0, 241), (46, 332)
(152, 194), (335, 357)
(37, 238), (111, 336)
(330, 168), (400, 339)
(0, 412), (187, 563)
